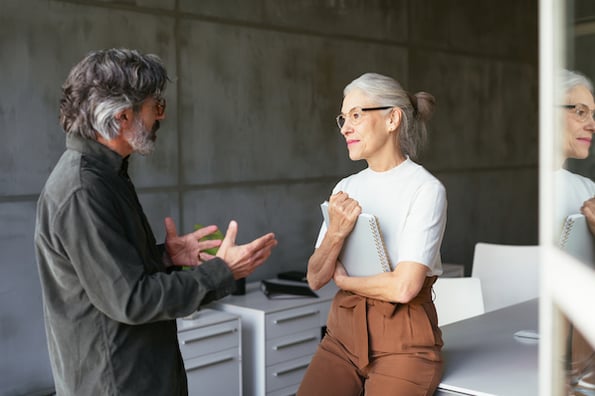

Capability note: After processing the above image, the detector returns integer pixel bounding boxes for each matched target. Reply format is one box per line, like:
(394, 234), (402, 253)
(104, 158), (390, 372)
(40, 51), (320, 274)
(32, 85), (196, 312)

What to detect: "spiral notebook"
(559, 214), (595, 265)
(321, 202), (392, 277)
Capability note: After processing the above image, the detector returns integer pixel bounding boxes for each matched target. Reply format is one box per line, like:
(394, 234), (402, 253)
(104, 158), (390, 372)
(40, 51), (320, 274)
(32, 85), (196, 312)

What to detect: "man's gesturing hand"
(216, 220), (278, 279)
(164, 217), (222, 267)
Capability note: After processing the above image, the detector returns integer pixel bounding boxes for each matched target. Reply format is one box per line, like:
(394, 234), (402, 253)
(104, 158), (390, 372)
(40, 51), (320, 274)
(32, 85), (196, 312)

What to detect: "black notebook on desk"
(277, 270), (308, 283)
(321, 201), (392, 277)
(260, 280), (318, 299)
(559, 214), (595, 265)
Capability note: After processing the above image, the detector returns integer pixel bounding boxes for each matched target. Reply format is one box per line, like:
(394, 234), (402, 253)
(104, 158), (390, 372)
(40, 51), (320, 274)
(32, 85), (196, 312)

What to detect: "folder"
(277, 270), (308, 283)
(321, 201), (392, 277)
(260, 280), (318, 299)
(559, 213), (595, 265)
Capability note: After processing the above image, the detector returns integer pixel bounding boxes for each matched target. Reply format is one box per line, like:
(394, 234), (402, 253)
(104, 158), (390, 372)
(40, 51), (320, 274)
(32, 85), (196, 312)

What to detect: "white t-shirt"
(315, 158), (447, 276)
(555, 169), (595, 231)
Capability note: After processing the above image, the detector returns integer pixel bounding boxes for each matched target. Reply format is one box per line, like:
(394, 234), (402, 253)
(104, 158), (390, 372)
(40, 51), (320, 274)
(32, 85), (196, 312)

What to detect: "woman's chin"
(572, 150), (590, 160)
(347, 151), (362, 161)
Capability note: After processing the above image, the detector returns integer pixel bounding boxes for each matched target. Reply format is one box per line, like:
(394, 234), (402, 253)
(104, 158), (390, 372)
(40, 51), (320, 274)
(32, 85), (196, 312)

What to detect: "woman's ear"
(387, 107), (402, 133)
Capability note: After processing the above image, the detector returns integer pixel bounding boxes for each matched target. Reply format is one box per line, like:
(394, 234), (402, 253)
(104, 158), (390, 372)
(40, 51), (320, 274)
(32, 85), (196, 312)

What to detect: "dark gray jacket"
(34, 135), (234, 395)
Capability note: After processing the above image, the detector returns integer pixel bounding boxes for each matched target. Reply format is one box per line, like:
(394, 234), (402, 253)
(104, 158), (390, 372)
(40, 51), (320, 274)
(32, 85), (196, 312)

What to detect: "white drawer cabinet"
(265, 328), (320, 366)
(177, 309), (242, 396)
(207, 281), (338, 396)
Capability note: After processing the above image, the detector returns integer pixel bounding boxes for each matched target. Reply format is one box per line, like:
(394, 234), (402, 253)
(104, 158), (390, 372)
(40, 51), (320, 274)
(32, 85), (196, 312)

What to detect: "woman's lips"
(578, 137), (592, 144)
(346, 139), (359, 146)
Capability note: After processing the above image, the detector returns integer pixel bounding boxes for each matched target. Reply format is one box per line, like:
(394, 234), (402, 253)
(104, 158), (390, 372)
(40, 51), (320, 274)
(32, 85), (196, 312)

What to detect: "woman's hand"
(306, 192), (360, 290)
(581, 196), (595, 236)
(327, 192), (361, 239)
(332, 261), (348, 287)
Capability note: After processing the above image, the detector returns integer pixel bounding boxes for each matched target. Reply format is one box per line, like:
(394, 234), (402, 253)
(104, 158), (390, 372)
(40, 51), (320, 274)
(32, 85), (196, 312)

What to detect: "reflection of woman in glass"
(557, 69), (595, 235)
(557, 69), (595, 395)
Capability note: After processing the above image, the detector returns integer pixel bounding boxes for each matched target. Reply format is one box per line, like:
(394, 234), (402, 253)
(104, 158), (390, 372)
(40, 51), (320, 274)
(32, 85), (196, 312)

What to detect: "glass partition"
(541, 0), (595, 394)
(555, 0), (595, 269)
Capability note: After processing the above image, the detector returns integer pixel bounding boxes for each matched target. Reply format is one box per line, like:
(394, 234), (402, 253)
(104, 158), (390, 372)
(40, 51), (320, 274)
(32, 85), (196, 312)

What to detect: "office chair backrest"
(433, 277), (485, 327)
(471, 242), (540, 312)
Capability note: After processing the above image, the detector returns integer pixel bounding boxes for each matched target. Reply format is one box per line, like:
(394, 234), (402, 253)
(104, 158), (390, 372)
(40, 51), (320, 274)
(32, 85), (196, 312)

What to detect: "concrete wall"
(0, 0), (538, 394)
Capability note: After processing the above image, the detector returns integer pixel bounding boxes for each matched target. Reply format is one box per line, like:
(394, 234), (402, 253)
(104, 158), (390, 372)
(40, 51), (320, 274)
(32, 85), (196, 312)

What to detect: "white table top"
(437, 298), (539, 396)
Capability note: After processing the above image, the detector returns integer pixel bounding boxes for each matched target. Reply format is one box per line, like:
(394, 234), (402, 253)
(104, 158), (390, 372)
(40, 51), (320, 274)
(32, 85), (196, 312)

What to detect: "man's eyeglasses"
(559, 103), (595, 123)
(336, 106), (393, 129)
(154, 95), (166, 117)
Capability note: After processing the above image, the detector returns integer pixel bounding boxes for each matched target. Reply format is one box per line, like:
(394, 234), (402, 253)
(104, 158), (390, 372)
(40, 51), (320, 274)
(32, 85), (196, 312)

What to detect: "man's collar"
(66, 134), (129, 175)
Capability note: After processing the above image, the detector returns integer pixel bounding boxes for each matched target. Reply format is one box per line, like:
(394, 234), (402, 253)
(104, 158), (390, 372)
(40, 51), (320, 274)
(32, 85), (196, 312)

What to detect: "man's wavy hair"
(59, 48), (169, 140)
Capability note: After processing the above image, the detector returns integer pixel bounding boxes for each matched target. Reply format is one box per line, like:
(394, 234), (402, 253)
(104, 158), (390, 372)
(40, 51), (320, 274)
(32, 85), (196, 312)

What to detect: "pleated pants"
(297, 276), (443, 396)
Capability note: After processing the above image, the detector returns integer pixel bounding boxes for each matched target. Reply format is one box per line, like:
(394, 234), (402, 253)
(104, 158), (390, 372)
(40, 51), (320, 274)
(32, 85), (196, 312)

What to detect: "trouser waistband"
(333, 276), (437, 369)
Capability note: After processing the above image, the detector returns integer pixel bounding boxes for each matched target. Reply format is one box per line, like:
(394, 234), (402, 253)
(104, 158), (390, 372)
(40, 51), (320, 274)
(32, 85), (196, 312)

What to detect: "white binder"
(321, 201), (392, 277)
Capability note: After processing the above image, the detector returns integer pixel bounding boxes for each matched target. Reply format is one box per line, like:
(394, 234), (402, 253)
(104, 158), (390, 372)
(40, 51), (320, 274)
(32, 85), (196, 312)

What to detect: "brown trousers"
(297, 277), (443, 396)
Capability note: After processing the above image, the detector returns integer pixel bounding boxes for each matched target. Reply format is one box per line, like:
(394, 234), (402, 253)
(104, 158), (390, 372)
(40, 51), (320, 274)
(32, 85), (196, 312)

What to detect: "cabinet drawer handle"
(273, 310), (319, 324)
(182, 328), (236, 345)
(186, 355), (236, 371)
(273, 362), (310, 377)
(273, 336), (318, 350)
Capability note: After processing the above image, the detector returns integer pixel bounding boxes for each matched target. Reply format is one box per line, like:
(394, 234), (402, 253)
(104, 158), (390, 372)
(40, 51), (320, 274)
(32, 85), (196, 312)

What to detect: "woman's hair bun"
(413, 91), (436, 121)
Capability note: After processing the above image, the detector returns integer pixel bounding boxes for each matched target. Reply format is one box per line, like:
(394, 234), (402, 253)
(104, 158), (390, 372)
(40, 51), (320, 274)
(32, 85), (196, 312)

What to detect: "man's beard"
(126, 117), (159, 156)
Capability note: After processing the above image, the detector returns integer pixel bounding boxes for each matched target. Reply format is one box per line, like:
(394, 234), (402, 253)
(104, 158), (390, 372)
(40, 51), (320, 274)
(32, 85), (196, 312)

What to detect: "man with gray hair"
(35, 48), (278, 395)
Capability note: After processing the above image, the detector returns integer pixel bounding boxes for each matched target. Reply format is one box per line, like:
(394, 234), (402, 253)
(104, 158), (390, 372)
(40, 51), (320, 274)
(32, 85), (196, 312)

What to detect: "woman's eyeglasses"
(559, 103), (595, 123)
(336, 106), (393, 129)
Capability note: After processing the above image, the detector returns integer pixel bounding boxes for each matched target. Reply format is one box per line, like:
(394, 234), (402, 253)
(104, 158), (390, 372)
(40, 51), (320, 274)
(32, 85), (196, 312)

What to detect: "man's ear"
(387, 107), (402, 133)
(114, 108), (134, 131)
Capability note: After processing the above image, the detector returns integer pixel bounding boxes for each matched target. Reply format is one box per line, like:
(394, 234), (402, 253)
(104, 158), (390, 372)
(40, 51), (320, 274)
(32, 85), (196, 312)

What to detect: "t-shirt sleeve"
(396, 180), (447, 268)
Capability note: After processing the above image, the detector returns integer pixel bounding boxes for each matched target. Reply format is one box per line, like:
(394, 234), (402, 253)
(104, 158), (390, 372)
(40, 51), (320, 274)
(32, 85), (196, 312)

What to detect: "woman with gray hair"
(556, 69), (595, 395)
(556, 69), (595, 236)
(298, 73), (447, 395)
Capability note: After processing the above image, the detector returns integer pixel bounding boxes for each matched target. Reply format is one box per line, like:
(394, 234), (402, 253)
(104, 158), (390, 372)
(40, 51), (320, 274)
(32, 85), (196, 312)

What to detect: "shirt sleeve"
(396, 180), (447, 268)
(55, 187), (234, 325)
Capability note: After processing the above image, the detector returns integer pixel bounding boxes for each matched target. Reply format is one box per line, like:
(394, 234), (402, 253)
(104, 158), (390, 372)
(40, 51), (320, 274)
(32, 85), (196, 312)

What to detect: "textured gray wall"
(0, 0), (538, 394)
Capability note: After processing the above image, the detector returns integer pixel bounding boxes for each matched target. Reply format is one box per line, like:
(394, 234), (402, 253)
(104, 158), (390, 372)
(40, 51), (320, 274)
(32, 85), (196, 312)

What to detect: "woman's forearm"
(334, 261), (428, 303)
(307, 232), (345, 290)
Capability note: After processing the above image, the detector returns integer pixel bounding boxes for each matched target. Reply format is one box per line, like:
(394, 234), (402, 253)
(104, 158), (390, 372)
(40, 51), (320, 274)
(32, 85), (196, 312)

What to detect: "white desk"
(436, 299), (539, 396)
